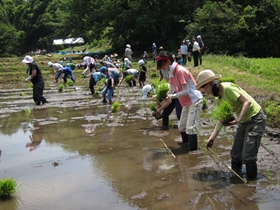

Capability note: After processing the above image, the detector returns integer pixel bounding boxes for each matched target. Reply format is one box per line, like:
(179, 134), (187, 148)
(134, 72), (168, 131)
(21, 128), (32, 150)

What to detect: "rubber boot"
(188, 134), (198, 151)
(160, 117), (169, 130)
(162, 117), (169, 126)
(231, 160), (242, 173)
(180, 132), (188, 143)
(246, 162), (257, 179)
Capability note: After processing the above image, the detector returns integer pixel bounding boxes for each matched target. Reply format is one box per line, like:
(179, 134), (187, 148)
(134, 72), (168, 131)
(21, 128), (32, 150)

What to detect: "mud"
(0, 80), (280, 210)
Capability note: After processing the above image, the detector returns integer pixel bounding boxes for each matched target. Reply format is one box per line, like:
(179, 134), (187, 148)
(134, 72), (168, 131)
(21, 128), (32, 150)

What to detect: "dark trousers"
(193, 51), (199, 67)
(199, 52), (203, 65)
(182, 54), (187, 65)
(89, 77), (96, 94)
(162, 98), (182, 126)
(33, 78), (47, 105)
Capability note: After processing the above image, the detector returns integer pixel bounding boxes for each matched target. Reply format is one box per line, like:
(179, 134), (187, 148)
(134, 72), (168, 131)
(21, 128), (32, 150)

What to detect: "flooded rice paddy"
(0, 81), (280, 210)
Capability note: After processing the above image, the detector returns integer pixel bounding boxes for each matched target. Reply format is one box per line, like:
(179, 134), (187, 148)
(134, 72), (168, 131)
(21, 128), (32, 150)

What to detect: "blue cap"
(100, 66), (107, 73)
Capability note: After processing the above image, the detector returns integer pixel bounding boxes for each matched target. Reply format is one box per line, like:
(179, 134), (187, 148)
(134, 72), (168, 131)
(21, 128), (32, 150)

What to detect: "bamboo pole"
(160, 138), (176, 159)
(204, 145), (247, 184)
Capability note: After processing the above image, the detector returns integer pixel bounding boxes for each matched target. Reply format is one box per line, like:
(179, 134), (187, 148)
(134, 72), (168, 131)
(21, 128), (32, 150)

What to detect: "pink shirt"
(169, 63), (202, 106)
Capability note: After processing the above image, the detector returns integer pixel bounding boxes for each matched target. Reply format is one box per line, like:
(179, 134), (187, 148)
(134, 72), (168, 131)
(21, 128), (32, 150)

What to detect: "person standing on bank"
(152, 43), (157, 62)
(192, 38), (200, 67)
(197, 35), (204, 65)
(22, 55), (48, 105)
(196, 69), (266, 179)
(156, 51), (203, 151)
(186, 39), (192, 62)
(180, 40), (188, 65)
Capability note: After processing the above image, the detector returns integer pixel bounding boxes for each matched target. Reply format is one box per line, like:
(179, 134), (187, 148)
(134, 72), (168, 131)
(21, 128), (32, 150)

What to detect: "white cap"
(126, 44), (131, 48)
(142, 85), (153, 99)
(138, 59), (145, 65)
(22, 55), (33, 64)
(48, 61), (53, 67)
(197, 35), (201, 39)
(124, 57), (129, 61)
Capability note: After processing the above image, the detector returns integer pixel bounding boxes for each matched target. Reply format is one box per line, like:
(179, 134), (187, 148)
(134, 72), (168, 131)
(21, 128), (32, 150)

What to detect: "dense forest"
(0, 0), (280, 57)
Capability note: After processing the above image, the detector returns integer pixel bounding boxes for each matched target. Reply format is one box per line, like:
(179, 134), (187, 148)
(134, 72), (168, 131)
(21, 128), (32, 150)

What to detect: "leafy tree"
(0, 0), (19, 56)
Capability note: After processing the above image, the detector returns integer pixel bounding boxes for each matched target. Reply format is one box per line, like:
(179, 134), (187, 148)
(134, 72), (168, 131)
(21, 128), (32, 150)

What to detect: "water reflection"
(0, 100), (279, 209)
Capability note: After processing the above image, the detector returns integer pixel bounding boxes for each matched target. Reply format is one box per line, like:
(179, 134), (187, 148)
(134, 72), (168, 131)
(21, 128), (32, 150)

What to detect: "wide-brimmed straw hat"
(196, 69), (221, 89)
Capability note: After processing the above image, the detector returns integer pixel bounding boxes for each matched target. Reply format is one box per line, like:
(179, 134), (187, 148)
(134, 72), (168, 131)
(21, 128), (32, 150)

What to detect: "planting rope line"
(204, 145), (247, 184)
(160, 138), (176, 159)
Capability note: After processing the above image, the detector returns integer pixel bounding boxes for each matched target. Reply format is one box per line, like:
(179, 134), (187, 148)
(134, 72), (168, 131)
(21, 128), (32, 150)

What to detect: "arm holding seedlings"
(167, 84), (189, 99)
(155, 98), (172, 114)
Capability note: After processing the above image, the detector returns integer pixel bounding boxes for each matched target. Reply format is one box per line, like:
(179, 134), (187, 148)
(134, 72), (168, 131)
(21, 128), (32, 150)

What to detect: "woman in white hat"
(156, 51), (203, 151)
(22, 55), (48, 105)
(196, 69), (266, 179)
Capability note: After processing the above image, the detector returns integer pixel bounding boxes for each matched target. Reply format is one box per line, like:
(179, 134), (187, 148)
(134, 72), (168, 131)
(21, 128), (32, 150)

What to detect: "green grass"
(0, 178), (18, 198)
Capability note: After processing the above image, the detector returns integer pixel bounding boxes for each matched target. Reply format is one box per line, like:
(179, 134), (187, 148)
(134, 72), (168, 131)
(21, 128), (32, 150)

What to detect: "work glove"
(25, 76), (32, 81)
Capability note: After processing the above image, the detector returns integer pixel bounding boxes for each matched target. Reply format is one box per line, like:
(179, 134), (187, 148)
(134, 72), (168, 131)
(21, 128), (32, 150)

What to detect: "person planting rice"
(22, 55), (48, 105)
(196, 69), (266, 179)
(156, 51), (203, 151)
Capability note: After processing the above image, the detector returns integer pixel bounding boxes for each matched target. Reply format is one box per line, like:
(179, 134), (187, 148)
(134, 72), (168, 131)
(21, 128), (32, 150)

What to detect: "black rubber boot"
(231, 160), (242, 173)
(246, 162), (258, 179)
(162, 117), (169, 127)
(188, 134), (198, 151)
(180, 132), (188, 143)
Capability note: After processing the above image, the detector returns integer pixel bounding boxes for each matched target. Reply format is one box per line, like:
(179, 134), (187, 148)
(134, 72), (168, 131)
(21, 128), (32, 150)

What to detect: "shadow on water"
(0, 85), (280, 210)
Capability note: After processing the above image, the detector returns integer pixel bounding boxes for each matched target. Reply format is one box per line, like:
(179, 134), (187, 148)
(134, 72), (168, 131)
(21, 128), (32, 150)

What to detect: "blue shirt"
(92, 72), (105, 82)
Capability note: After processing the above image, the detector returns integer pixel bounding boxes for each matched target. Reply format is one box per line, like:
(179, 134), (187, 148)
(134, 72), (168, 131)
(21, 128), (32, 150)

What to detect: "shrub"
(0, 178), (18, 198)
(262, 100), (280, 127)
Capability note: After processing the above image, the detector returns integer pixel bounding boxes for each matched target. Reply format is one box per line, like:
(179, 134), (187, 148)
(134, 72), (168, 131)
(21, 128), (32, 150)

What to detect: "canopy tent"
(53, 37), (84, 45)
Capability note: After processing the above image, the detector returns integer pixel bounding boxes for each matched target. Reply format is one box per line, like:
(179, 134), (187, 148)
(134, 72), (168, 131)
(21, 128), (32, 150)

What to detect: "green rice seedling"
(211, 100), (235, 126)
(0, 178), (18, 198)
(25, 108), (31, 116)
(66, 80), (74, 86)
(58, 84), (64, 92)
(149, 103), (157, 111)
(97, 86), (103, 91)
(124, 75), (134, 83)
(29, 83), (33, 88)
(101, 78), (106, 85)
(150, 72), (157, 78)
(156, 82), (169, 102)
(111, 101), (121, 112)
(202, 97), (207, 110)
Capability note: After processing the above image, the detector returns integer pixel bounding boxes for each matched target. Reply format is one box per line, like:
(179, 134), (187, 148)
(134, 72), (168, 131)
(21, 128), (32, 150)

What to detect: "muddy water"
(0, 82), (280, 210)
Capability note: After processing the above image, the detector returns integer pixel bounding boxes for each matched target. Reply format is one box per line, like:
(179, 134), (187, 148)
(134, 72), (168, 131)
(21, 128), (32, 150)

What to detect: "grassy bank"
(0, 53), (279, 127)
